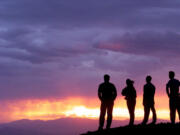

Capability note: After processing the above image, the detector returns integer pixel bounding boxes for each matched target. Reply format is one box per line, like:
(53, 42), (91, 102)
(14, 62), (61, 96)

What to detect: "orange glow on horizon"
(64, 106), (170, 120)
(0, 96), (172, 123)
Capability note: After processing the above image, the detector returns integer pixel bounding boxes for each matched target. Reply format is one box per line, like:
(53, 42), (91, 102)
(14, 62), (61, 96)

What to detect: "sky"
(0, 0), (180, 123)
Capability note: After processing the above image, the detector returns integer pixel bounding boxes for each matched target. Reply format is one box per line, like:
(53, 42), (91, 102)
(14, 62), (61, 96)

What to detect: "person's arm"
(113, 85), (117, 100)
(143, 85), (145, 98)
(143, 85), (145, 105)
(166, 83), (170, 98)
(134, 88), (137, 98)
(179, 81), (180, 96)
(153, 85), (156, 96)
(121, 88), (126, 96)
(98, 85), (102, 101)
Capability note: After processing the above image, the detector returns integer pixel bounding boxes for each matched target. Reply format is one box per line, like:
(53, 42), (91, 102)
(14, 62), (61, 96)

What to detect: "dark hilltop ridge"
(81, 123), (180, 135)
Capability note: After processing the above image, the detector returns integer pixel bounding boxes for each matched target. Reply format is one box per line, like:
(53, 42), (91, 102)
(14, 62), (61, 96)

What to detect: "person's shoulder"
(109, 82), (115, 86)
(143, 84), (147, 90)
(178, 79), (180, 84)
(169, 79), (179, 84)
(144, 84), (148, 87)
(174, 78), (180, 82)
(99, 82), (105, 87)
(174, 79), (180, 85)
(122, 87), (127, 91)
(151, 83), (155, 88)
(167, 80), (171, 85)
(144, 83), (151, 88)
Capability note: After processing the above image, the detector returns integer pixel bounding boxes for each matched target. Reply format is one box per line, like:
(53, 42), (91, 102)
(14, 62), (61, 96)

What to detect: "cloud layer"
(0, 0), (180, 100)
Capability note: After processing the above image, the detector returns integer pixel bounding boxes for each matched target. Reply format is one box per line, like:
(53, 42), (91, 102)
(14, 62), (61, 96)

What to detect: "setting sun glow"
(0, 96), (171, 123)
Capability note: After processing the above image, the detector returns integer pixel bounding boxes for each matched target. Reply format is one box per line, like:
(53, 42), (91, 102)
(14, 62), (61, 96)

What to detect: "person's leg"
(106, 101), (114, 129)
(142, 105), (150, 124)
(99, 102), (107, 130)
(127, 100), (132, 125)
(131, 100), (136, 125)
(177, 98), (180, 123)
(127, 100), (136, 126)
(177, 106), (180, 123)
(151, 105), (157, 124)
(170, 99), (176, 124)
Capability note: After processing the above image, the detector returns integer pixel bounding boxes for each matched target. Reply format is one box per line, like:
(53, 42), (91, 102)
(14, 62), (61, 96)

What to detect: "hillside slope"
(81, 123), (180, 135)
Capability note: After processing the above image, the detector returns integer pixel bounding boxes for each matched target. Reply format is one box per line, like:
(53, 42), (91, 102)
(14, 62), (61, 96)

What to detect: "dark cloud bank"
(0, 0), (180, 99)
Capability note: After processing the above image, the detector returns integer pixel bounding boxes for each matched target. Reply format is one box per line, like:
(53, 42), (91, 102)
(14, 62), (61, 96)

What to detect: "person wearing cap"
(98, 74), (117, 130)
(122, 79), (137, 126)
(142, 76), (157, 125)
(166, 71), (180, 124)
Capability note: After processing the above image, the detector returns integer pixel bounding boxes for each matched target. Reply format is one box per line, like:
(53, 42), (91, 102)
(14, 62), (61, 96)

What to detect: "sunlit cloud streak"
(0, 96), (171, 123)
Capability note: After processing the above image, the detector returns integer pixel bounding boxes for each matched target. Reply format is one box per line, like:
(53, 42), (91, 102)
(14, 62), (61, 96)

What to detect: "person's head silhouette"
(126, 79), (134, 86)
(146, 76), (152, 83)
(169, 71), (175, 79)
(104, 74), (110, 83)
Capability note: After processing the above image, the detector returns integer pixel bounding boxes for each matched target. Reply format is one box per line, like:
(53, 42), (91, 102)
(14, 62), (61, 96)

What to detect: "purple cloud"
(0, 0), (180, 100)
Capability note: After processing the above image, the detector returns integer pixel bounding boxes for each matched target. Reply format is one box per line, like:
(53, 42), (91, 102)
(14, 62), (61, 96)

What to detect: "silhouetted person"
(166, 71), (180, 124)
(142, 76), (157, 125)
(98, 74), (117, 130)
(122, 79), (137, 126)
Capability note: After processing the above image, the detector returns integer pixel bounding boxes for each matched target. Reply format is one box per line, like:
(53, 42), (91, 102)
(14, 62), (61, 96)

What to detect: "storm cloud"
(0, 0), (180, 100)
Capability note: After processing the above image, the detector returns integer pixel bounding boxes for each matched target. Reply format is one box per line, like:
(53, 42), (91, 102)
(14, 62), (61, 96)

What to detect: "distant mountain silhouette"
(0, 118), (129, 135)
(82, 123), (180, 135)
(0, 118), (99, 135)
(0, 118), (173, 135)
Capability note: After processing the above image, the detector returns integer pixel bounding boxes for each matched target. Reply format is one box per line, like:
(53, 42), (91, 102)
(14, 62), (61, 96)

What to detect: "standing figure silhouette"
(142, 76), (157, 125)
(98, 74), (117, 130)
(122, 79), (137, 126)
(166, 71), (180, 124)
